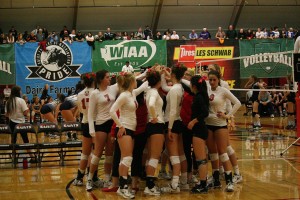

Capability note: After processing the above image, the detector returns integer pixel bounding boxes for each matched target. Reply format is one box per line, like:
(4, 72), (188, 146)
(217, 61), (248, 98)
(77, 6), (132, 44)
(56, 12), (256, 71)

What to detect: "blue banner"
(15, 42), (92, 100)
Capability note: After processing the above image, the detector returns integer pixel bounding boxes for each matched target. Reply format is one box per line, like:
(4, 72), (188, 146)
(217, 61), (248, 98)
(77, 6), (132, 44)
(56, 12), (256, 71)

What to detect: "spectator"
(122, 32), (130, 40)
(226, 25), (238, 39)
(144, 25), (152, 40)
(215, 27), (226, 39)
(130, 32), (135, 40)
(115, 32), (122, 40)
(170, 30), (179, 40)
(75, 31), (84, 42)
(153, 31), (162, 40)
(134, 27), (145, 40)
(237, 28), (246, 39)
(3, 85), (11, 98)
(36, 28), (45, 42)
(104, 27), (115, 40)
(162, 31), (170, 40)
(9, 26), (18, 40)
(40, 84), (49, 105)
(32, 25), (40, 35)
(7, 32), (15, 43)
(43, 28), (49, 39)
(61, 30), (72, 44)
(280, 27), (287, 38)
(245, 29), (254, 39)
(262, 28), (269, 39)
(0, 33), (6, 44)
(121, 61), (134, 73)
(189, 29), (198, 40)
(181, 35), (188, 40)
(258, 90), (274, 117)
(27, 32), (37, 42)
(95, 31), (105, 41)
(255, 28), (264, 39)
(23, 31), (29, 40)
(86, 32), (95, 50)
(48, 31), (59, 43)
(60, 26), (70, 39)
(271, 90), (285, 117)
(69, 29), (76, 41)
(16, 33), (26, 45)
(287, 27), (295, 39)
(270, 27), (280, 39)
(199, 28), (211, 39)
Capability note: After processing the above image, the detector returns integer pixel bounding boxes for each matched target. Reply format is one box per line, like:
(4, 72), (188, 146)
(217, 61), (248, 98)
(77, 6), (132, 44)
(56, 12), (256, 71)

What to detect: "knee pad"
(91, 154), (100, 165)
(196, 159), (207, 167)
(209, 153), (219, 162)
(287, 112), (294, 116)
(179, 155), (186, 162)
(219, 153), (229, 163)
(120, 156), (133, 168)
(170, 156), (180, 165)
(80, 153), (88, 161)
(104, 156), (113, 164)
(227, 146), (235, 156)
(148, 158), (159, 168)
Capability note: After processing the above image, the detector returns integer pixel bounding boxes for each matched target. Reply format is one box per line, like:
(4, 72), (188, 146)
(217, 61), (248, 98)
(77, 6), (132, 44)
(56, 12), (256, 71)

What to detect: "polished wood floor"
(0, 107), (300, 200)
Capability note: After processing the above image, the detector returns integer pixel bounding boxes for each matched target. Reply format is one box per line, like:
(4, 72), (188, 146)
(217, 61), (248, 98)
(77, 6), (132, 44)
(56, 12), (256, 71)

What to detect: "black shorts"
(165, 120), (184, 134)
(9, 120), (29, 144)
(115, 127), (135, 138)
(146, 122), (164, 136)
(59, 101), (75, 111)
(192, 123), (208, 140)
(95, 120), (114, 134)
(206, 125), (228, 132)
(40, 104), (53, 114)
(82, 123), (92, 138)
(287, 93), (296, 103)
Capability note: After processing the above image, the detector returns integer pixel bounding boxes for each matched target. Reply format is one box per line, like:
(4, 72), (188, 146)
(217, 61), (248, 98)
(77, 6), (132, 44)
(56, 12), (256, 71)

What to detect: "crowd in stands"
(0, 25), (299, 46)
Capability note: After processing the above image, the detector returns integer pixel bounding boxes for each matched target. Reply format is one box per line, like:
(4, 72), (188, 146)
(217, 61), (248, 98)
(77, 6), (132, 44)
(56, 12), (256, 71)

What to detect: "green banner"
(0, 44), (15, 84)
(239, 39), (294, 78)
(92, 40), (167, 73)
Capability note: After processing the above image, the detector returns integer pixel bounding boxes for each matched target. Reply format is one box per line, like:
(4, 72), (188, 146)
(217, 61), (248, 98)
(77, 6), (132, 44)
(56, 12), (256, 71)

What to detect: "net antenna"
(195, 51), (296, 93)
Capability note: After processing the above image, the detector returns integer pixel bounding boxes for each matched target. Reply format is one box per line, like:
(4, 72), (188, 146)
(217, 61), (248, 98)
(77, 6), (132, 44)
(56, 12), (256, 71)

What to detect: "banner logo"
(100, 40), (156, 69)
(26, 42), (81, 82)
(178, 45), (196, 62)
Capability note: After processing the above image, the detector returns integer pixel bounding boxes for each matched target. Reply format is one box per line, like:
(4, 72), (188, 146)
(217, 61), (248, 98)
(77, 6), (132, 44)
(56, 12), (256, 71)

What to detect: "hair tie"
(86, 73), (90, 79)
(91, 72), (96, 78)
(198, 77), (204, 83)
(147, 68), (152, 73)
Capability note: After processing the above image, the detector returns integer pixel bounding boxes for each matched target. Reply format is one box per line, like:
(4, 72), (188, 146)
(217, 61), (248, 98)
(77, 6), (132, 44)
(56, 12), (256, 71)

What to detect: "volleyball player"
(205, 70), (241, 192)
(160, 65), (188, 193)
(40, 94), (64, 123)
(144, 70), (165, 195)
(31, 96), (41, 123)
(109, 73), (148, 199)
(72, 72), (96, 186)
(284, 75), (296, 130)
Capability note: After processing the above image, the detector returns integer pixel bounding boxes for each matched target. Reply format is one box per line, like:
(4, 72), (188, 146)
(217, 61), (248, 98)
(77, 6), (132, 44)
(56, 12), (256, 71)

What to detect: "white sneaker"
(160, 184), (180, 193)
(158, 171), (172, 180)
(179, 183), (189, 190)
(191, 175), (198, 183)
(225, 182), (234, 192)
(86, 179), (93, 191)
(93, 178), (104, 188)
(232, 174), (243, 183)
(117, 186), (135, 199)
(103, 180), (112, 188)
(73, 178), (83, 186)
(144, 186), (161, 196)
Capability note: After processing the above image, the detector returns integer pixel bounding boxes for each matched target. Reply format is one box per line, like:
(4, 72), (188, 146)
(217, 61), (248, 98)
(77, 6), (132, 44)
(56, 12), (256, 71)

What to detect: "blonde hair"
(117, 73), (135, 91)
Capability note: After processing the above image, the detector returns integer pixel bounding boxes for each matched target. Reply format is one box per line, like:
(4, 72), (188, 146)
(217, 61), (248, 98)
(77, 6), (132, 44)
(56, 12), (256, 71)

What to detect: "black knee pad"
(196, 159), (207, 168)
(287, 112), (294, 116)
(252, 112), (257, 117)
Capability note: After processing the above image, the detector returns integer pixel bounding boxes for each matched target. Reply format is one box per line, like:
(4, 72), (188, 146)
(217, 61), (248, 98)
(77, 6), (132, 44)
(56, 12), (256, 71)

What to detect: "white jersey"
(5, 97), (29, 123)
(220, 79), (233, 113)
(205, 86), (241, 126)
(146, 88), (164, 123)
(164, 83), (184, 129)
(77, 87), (94, 124)
(88, 84), (118, 134)
(122, 65), (134, 73)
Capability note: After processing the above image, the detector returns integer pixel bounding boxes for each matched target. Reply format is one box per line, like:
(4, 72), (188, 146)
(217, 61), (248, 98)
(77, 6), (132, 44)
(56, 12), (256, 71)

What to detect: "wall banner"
(0, 44), (15, 85)
(92, 40), (167, 73)
(15, 42), (92, 100)
(239, 39), (294, 78)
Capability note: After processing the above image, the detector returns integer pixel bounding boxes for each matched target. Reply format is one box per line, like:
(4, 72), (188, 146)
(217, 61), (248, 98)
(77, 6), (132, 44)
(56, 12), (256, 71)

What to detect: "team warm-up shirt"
(146, 88), (164, 123)
(109, 81), (148, 131)
(5, 97), (29, 123)
(205, 86), (241, 126)
(88, 84), (119, 134)
(65, 94), (78, 107)
(77, 87), (94, 124)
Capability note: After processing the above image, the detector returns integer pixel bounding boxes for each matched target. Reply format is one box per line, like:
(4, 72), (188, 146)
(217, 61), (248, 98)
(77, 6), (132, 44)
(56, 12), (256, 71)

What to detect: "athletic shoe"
(144, 186), (161, 196)
(270, 114), (274, 118)
(117, 186), (135, 199)
(72, 133), (78, 141)
(232, 174), (243, 184)
(103, 180), (112, 188)
(191, 184), (208, 194)
(191, 175), (198, 183)
(158, 171), (172, 180)
(73, 178), (83, 186)
(93, 177), (104, 188)
(207, 176), (213, 188)
(67, 132), (72, 141)
(102, 187), (119, 192)
(225, 182), (234, 192)
(179, 183), (190, 190)
(86, 179), (93, 191)
(160, 184), (180, 193)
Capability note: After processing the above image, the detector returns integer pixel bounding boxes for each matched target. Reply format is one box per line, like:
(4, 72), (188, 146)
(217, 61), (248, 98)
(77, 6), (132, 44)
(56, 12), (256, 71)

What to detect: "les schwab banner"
(167, 40), (240, 89)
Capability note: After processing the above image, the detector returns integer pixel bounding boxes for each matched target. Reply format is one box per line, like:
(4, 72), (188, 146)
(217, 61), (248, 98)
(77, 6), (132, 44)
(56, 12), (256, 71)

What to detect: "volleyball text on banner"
(92, 40), (167, 73)
(239, 38), (294, 78)
(15, 42), (92, 100)
(0, 44), (15, 85)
